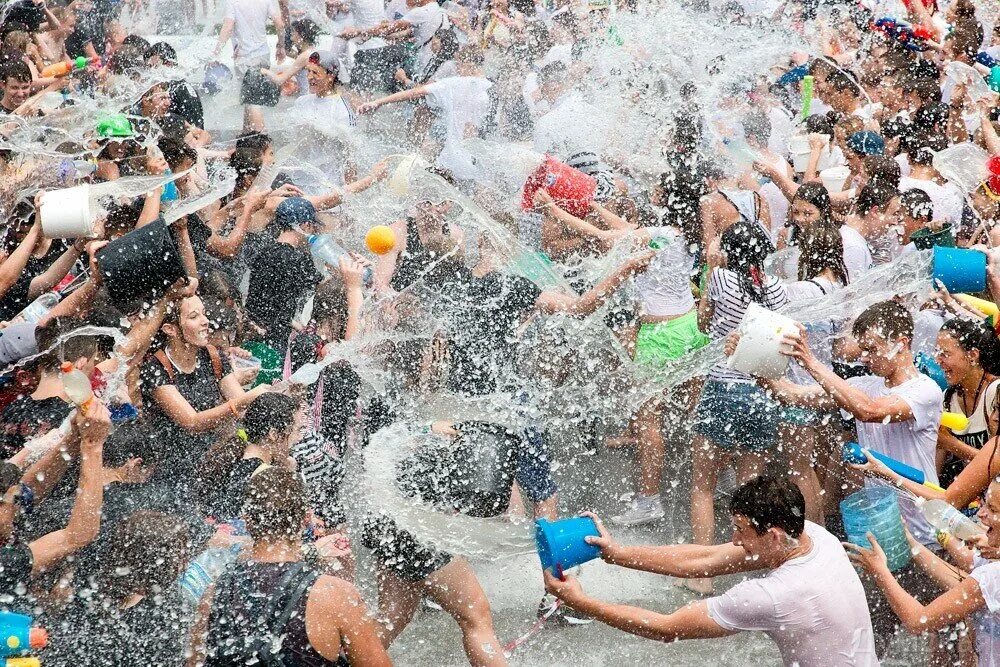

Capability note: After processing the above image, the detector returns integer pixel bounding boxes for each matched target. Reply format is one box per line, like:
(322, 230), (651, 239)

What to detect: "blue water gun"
(0, 611), (46, 658)
(843, 442), (945, 492)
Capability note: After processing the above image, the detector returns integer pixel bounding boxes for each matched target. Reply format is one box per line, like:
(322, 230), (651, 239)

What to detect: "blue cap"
(846, 131), (885, 156)
(275, 197), (317, 229)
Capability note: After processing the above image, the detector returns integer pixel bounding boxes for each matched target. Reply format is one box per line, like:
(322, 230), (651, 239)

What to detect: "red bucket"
(988, 156), (1000, 176)
(521, 156), (597, 219)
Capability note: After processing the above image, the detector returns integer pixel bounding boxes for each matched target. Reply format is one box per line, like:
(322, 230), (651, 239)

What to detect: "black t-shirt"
(138, 348), (232, 487)
(244, 239), (322, 344)
(213, 456), (267, 520)
(0, 395), (72, 459)
(0, 240), (73, 322)
(448, 272), (542, 395)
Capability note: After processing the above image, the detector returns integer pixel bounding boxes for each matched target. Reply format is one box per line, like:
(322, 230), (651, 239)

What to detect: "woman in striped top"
(687, 218), (789, 595)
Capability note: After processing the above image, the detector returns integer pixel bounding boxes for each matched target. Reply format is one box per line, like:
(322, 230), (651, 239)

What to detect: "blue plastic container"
(915, 352), (948, 391)
(933, 246), (986, 294)
(842, 442), (928, 485)
(536, 517), (601, 572)
(840, 487), (911, 572)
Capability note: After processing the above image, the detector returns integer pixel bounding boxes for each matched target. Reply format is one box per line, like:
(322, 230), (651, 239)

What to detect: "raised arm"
(0, 220), (42, 300)
(27, 241), (84, 300)
(357, 86), (429, 115)
(28, 403), (110, 575)
(536, 252), (653, 317)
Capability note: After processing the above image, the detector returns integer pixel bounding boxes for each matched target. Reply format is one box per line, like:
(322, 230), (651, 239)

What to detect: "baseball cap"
(275, 197), (318, 230)
(846, 131), (885, 156)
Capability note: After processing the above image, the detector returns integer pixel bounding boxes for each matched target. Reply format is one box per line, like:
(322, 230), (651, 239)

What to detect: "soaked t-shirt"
(245, 239), (322, 345)
(707, 521), (879, 666)
(970, 556), (1000, 665)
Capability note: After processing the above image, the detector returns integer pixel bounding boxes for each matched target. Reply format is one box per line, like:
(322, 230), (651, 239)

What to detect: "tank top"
(205, 560), (348, 667)
(390, 217), (435, 292)
(633, 226), (696, 317)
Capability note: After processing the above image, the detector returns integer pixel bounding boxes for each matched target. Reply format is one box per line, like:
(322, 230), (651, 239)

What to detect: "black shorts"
(361, 514), (452, 582)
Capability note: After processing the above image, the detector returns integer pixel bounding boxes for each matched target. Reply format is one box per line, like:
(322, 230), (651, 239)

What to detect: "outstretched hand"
(844, 532), (889, 575)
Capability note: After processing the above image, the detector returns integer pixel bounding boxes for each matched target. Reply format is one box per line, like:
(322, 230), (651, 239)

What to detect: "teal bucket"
(840, 487), (911, 572)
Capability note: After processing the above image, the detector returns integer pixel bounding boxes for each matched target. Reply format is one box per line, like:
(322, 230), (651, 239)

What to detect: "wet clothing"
(206, 560), (348, 667)
(0, 542), (34, 599)
(245, 239), (322, 345)
(139, 346), (231, 488)
(361, 514), (452, 582)
(0, 240), (73, 322)
(0, 395), (71, 459)
(940, 378), (1000, 488)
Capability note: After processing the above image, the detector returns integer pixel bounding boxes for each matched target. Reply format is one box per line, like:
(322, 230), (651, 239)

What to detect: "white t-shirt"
(634, 226), (696, 317)
(970, 558), (1000, 666)
(898, 176), (965, 229)
(707, 522), (879, 666)
(223, 0), (280, 67)
(533, 91), (608, 159)
(424, 76), (492, 179)
(846, 373), (944, 546)
(403, 3), (448, 70)
(785, 276), (840, 385)
(289, 94), (355, 189)
(840, 225), (873, 283)
(347, 0), (389, 50)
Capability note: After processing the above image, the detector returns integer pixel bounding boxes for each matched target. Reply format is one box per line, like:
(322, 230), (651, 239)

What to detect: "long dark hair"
(721, 219), (772, 304)
(793, 182), (835, 230)
(797, 221), (849, 285)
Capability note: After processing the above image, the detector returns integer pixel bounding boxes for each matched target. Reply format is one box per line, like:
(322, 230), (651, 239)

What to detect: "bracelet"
(936, 530), (950, 548)
(227, 400), (238, 417)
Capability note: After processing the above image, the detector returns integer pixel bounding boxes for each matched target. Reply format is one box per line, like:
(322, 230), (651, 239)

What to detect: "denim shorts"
(515, 426), (558, 503)
(694, 380), (781, 451)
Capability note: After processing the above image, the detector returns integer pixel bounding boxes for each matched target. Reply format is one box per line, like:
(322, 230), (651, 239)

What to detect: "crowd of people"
(0, 0), (998, 663)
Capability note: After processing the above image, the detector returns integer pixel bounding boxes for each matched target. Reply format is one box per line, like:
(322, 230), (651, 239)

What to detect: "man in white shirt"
(341, 0), (449, 80)
(764, 299), (944, 654)
(532, 61), (608, 160)
(213, 0), (285, 74)
(543, 475), (878, 666)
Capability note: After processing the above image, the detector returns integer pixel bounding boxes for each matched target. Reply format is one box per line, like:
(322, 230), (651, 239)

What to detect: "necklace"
(164, 346), (197, 373)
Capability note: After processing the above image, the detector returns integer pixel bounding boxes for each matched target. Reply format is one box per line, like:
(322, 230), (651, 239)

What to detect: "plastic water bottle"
(15, 292), (60, 324)
(306, 234), (373, 286)
(60, 363), (94, 412)
(178, 545), (242, 606)
(920, 499), (986, 540)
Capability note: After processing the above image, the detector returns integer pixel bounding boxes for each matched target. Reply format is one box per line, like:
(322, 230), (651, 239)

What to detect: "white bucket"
(389, 156), (420, 196)
(40, 184), (94, 239)
(789, 135), (812, 173)
(820, 165), (851, 193)
(727, 303), (800, 378)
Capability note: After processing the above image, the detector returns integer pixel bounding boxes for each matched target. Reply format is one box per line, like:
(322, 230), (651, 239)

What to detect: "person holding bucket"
(763, 300), (945, 654)
(848, 476), (1000, 666)
(543, 476), (878, 666)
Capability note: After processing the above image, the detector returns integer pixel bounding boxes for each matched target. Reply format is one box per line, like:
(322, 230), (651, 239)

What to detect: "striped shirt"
(708, 268), (789, 383)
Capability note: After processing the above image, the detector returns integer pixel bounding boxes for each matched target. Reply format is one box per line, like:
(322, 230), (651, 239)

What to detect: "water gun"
(7, 659), (40, 667)
(800, 75), (814, 121)
(955, 294), (999, 325)
(870, 18), (935, 52)
(842, 442), (945, 492)
(941, 411), (970, 432)
(40, 55), (100, 78)
(0, 611), (46, 658)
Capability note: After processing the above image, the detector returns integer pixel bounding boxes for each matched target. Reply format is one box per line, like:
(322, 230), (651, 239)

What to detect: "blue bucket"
(536, 517), (601, 572)
(933, 246), (986, 294)
(840, 487), (911, 572)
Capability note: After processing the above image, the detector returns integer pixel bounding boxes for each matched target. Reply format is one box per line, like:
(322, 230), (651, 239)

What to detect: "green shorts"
(635, 311), (709, 366)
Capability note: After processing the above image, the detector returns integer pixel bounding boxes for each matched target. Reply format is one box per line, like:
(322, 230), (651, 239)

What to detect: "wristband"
(227, 400), (238, 417)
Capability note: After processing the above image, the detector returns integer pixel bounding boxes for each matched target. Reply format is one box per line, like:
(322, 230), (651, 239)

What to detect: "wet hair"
(243, 393), (299, 444)
(312, 281), (348, 340)
(804, 114), (834, 137)
(862, 155), (900, 189)
(121, 34), (152, 52)
(145, 41), (177, 64)
(914, 102), (949, 132)
(729, 475), (805, 538)
(826, 69), (860, 96)
(852, 300), (913, 341)
(793, 182), (835, 227)
(798, 220), (848, 285)
(108, 44), (147, 77)
(159, 138), (196, 171)
(34, 318), (103, 371)
(243, 467), (306, 541)
(940, 317), (1000, 375)
(900, 188), (933, 222)
(901, 128), (946, 166)
(291, 18), (320, 45)
(95, 511), (190, 602)
(856, 182), (899, 213)
(946, 24), (980, 60)
(899, 76), (942, 105)
(742, 111), (770, 146)
(538, 61), (567, 87)
(720, 219), (773, 304)
(0, 59), (30, 83)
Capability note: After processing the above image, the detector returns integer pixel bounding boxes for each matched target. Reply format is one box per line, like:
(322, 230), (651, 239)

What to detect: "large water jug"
(840, 487), (911, 572)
